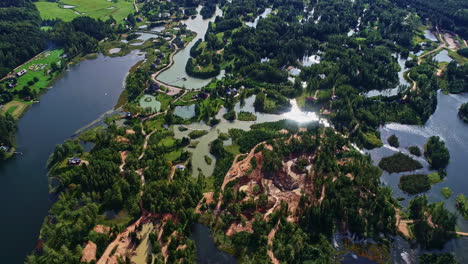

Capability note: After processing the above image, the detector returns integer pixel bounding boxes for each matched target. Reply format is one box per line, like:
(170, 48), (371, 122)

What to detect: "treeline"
(48, 17), (114, 58)
(443, 61), (468, 94)
(0, 0), (45, 77)
(200, 4), (216, 19)
(393, 0), (468, 38)
(0, 113), (16, 156)
(409, 196), (457, 249)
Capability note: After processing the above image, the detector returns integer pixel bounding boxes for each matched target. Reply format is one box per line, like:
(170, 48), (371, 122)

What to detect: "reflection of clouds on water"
(282, 99), (330, 126)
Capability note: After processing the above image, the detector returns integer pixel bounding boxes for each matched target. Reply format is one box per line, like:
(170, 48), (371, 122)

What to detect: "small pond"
(139, 94), (161, 112)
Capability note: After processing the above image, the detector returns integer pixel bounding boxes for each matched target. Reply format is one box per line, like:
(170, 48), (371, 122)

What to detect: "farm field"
(34, 0), (135, 22)
(12, 49), (64, 93)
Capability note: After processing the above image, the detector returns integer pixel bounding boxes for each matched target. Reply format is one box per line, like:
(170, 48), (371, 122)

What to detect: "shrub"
(188, 130), (208, 139)
(387, 134), (400, 148)
(440, 187), (452, 199)
(408, 146), (421, 156)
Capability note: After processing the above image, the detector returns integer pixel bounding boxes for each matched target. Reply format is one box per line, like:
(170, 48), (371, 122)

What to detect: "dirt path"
(407, 72), (417, 92)
(119, 151), (128, 173)
(417, 43), (445, 65)
(267, 223), (280, 264)
(97, 215), (146, 264)
(138, 128), (157, 160)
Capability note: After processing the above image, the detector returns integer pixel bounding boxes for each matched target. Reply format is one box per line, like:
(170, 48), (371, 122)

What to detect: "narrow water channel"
(0, 50), (143, 263)
(156, 6), (224, 89)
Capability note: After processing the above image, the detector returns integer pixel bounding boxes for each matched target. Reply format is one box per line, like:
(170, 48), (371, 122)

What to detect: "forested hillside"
(0, 0), (45, 77)
(393, 0), (468, 38)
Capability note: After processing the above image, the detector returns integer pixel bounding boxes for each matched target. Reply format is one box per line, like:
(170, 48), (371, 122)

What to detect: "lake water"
(368, 91), (468, 263)
(0, 50), (143, 263)
(424, 30), (438, 42)
(245, 8), (272, 28)
(190, 223), (237, 264)
(174, 104), (196, 119)
(156, 6), (224, 90)
(434, 49), (453, 63)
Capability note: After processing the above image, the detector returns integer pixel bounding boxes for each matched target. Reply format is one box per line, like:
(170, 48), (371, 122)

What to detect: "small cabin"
(175, 164), (185, 171)
(68, 157), (82, 166)
(16, 69), (27, 77)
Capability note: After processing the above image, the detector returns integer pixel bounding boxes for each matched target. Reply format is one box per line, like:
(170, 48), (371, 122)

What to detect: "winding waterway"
(0, 51), (143, 263)
(156, 6), (224, 89)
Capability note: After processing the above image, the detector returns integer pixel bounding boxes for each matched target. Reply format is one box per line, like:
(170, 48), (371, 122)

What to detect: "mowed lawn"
(13, 49), (64, 93)
(35, 0), (135, 22)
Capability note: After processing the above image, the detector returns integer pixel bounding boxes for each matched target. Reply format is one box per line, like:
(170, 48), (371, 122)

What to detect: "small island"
(459, 103), (468, 123)
(424, 136), (450, 170)
(379, 152), (423, 173)
(399, 174), (431, 194)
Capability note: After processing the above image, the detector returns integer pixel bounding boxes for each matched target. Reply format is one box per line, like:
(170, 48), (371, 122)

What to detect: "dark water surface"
(0, 51), (143, 263)
(191, 223), (237, 264)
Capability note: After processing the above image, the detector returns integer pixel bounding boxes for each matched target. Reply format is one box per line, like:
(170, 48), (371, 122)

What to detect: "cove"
(368, 91), (468, 263)
(0, 50), (143, 263)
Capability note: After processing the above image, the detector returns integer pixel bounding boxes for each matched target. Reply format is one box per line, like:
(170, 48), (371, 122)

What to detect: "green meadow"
(13, 49), (64, 93)
(35, 0), (135, 22)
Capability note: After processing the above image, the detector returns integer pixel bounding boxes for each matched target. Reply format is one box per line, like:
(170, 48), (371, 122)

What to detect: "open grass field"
(35, 0), (135, 22)
(0, 100), (30, 119)
(13, 49), (64, 93)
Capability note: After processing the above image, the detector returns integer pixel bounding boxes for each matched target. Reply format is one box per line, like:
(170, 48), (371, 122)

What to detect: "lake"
(0, 50), (143, 263)
(368, 91), (468, 263)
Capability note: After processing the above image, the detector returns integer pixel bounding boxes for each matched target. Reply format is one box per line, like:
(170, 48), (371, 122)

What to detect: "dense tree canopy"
(0, 0), (45, 77)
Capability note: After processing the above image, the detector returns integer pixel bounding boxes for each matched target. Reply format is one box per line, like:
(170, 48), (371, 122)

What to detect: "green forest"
(0, 0), (466, 262)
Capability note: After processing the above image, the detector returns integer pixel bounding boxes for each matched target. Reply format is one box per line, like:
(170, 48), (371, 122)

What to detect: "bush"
(223, 110), (236, 121)
(378, 152), (423, 173)
(387, 134), (400, 148)
(440, 187), (452, 199)
(424, 136), (450, 169)
(188, 130), (208, 139)
(398, 174), (430, 194)
(408, 146), (421, 156)
(237, 111), (257, 121)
